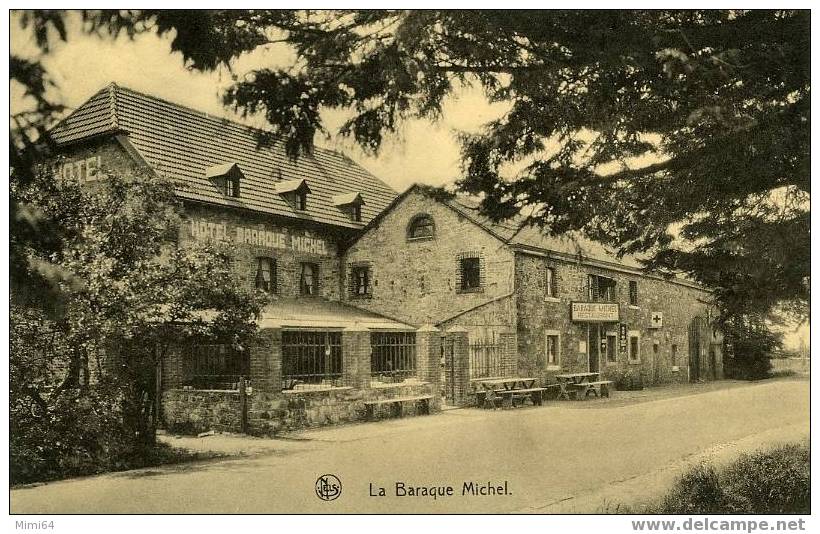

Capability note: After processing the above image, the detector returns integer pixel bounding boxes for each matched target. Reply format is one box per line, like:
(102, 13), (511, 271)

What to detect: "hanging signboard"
(649, 312), (664, 329)
(570, 302), (620, 322)
(619, 323), (628, 353)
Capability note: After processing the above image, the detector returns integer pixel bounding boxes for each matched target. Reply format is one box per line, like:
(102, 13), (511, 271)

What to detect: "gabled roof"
(275, 178), (311, 195)
(354, 184), (705, 289)
(444, 195), (646, 269)
(204, 162), (242, 179)
(49, 83), (397, 229)
(331, 192), (365, 206)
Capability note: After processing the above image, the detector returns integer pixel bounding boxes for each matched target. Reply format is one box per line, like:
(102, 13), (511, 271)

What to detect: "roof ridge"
(108, 82), (120, 130)
(47, 85), (111, 137)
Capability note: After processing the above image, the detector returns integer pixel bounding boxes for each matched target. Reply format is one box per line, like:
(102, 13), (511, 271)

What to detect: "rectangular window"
(629, 280), (638, 306)
(546, 334), (561, 367)
(606, 333), (618, 362)
(459, 256), (481, 291)
(371, 332), (417, 381)
(300, 262), (319, 295)
(255, 257), (276, 293)
(350, 265), (371, 297)
(219, 176), (239, 198)
(628, 332), (641, 363)
(589, 274), (616, 301)
(297, 192), (307, 211)
(546, 267), (557, 298)
(281, 331), (342, 387)
(188, 344), (249, 390)
(352, 204), (362, 222)
(671, 344), (678, 366)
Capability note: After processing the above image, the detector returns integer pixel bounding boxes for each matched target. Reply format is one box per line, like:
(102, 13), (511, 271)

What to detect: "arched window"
(407, 214), (435, 239)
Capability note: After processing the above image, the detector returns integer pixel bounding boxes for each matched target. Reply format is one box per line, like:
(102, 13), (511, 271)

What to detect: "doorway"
(688, 316), (704, 382)
(588, 324), (601, 373)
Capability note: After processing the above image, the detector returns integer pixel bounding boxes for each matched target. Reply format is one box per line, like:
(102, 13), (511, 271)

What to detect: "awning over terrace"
(257, 298), (416, 331)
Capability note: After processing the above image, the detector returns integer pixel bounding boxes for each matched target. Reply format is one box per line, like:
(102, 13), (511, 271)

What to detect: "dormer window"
(332, 192), (365, 223)
(205, 162), (243, 198)
(276, 178), (312, 212)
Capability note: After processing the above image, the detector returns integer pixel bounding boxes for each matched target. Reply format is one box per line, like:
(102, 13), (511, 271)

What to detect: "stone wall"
(248, 382), (439, 435)
(342, 188), (516, 326)
(514, 251), (720, 386)
(161, 382), (439, 436)
(50, 136), (144, 184)
(53, 137), (355, 303)
(162, 389), (242, 434)
(179, 203), (347, 301)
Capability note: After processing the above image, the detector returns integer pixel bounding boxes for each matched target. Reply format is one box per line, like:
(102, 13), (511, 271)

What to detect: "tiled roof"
(440, 194), (644, 269)
(445, 194), (704, 287)
(49, 83), (398, 229)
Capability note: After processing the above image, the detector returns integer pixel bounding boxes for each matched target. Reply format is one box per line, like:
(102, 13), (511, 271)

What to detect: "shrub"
(612, 369), (645, 391)
(652, 442), (809, 514)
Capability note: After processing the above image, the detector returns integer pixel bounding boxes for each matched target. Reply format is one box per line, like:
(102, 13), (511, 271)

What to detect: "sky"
(10, 12), (810, 350)
(10, 12), (509, 192)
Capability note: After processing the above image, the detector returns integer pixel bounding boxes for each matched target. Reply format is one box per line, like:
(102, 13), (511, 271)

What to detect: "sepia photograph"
(6, 5), (812, 529)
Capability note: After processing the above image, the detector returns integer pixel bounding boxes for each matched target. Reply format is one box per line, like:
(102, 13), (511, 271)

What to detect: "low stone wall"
(249, 382), (439, 436)
(162, 389), (242, 435)
(161, 382), (439, 437)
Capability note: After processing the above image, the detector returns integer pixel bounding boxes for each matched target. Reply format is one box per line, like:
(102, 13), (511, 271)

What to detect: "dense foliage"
(721, 315), (779, 380)
(10, 167), (266, 483)
(13, 10), (810, 323)
(652, 441), (809, 514)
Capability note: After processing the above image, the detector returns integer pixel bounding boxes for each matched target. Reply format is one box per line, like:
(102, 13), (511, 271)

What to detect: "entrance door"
(652, 342), (660, 384)
(588, 324), (601, 373)
(688, 317), (703, 382)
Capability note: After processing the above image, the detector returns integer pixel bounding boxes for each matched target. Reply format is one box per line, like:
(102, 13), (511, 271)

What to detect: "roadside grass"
(606, 441), (810, 514)
(12, 442), (227, 487)
(769, 369), (798, 379)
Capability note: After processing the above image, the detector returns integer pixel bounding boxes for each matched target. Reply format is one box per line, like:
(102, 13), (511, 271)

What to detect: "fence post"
(445, 327), (470, 406)
(239, 376), (248, 434)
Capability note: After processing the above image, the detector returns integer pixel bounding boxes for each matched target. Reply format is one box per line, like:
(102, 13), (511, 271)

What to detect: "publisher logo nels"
(315, 474), (342, 501)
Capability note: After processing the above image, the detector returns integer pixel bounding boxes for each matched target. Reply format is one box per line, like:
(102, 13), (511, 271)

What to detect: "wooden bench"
(364, 395), (433, 420)
(569, 380), (614, 399)
(478, 386), (556, 409)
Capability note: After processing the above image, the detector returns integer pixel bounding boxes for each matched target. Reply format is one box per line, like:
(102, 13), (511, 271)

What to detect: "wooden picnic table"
(555, 372), (612, 400)
(555, 371), (600, 384)
(474, 377), (545, 409)
(477, 376), (538, 391)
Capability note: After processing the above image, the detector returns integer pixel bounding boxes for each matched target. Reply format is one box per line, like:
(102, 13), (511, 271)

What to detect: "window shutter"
(479, 254), (486, 288)
(455, 255), (463, 289)
(348, 267), (356, 296)
(588, 274), (599, 300)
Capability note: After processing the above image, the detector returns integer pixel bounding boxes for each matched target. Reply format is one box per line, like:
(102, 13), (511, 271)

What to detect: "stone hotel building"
(48, 83), (724, 435)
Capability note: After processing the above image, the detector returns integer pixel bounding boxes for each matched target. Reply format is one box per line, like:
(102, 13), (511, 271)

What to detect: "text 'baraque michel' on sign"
(188, 219), (330, 255)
